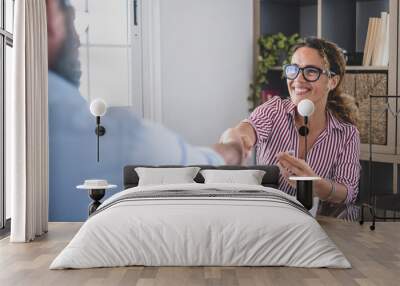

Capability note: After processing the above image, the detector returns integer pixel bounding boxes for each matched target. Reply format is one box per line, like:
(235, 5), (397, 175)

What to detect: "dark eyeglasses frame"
(283, 64), (336, 82)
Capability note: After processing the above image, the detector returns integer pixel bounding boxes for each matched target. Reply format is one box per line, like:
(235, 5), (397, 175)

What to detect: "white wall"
(159, 0), (253, 146)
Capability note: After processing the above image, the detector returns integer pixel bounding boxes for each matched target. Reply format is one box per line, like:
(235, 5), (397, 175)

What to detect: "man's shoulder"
(49, 71), (78, 91)
(48, 71), (86, 105)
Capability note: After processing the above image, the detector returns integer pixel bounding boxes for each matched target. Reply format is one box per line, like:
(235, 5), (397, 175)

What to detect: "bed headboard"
(123, 165), (280, 189)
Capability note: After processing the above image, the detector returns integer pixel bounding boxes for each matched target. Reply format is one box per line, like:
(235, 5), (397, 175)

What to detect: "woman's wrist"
(314, 178), (348, 203)
(320, 180), (336, 201)
(314, 178), (335, 201)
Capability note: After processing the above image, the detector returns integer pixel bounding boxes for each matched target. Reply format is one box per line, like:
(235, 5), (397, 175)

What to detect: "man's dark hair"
(51, 0), (81, 87)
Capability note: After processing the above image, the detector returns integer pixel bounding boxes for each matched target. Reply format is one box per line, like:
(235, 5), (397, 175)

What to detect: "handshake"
(212, 125), (255, 165)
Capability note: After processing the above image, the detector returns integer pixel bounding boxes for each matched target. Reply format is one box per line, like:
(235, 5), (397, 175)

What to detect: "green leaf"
(249, 32), (300, 106)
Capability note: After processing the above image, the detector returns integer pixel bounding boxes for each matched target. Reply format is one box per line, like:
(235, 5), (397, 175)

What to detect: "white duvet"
(50, 183), (351, 269)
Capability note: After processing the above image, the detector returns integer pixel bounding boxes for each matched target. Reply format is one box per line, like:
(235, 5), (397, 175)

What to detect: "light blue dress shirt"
(48, 71), (224, 221)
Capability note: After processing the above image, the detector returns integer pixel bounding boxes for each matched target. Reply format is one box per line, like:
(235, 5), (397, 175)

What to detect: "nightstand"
(77, 180), (117, 216)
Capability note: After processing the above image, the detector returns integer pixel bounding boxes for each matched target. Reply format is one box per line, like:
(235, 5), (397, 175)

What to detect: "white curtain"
(8, 0), (49, 242)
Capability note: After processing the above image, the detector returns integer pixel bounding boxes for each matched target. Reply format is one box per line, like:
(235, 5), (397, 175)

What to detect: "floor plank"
(0, 218), (399, 286)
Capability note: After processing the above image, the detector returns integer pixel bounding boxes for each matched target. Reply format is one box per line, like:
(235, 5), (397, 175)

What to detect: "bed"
(50, 165), (350, 269)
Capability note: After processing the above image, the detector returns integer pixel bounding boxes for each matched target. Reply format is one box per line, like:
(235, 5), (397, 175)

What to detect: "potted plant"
(249, 33), (301, 110)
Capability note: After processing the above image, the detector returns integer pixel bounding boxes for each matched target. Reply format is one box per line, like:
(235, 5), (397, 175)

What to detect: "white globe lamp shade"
(297, 99), (315, 117)
(90, 99), (107, 117)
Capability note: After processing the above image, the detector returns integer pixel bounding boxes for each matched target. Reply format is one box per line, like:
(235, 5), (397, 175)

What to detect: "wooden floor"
(0, 218), (399, 286)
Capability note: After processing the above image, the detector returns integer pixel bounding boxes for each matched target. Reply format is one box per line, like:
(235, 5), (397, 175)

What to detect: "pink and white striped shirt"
(246, 96), (361, 220)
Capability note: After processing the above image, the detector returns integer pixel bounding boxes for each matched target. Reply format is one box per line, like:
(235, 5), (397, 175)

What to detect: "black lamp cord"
(297, 117), (309, 163)
(304, 116), (308, 164)
(96, 116), (100, 162)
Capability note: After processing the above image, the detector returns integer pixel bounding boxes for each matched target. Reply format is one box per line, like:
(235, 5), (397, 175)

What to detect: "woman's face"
(287, 47), (337, 110)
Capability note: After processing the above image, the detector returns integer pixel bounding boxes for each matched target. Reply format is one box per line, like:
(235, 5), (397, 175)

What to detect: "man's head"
(47, 0), (81, 86)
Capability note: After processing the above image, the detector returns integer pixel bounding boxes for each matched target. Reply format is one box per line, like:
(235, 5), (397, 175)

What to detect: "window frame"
(0, 0), (14, 231)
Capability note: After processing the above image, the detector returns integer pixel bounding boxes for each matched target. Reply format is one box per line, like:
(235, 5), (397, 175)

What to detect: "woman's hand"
(214, 122), (256, 165)
(276, 152), (317, 187)
(212, 142), (243, 165)
(220, 127), (253, 160)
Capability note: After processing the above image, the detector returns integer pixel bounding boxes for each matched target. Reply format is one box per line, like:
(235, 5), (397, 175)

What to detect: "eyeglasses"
(283, 64), (336, 82)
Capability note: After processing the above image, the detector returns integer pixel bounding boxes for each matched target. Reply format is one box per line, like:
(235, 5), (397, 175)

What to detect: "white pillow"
(135, 167), (200, 186)
(200, 169), (266, 185)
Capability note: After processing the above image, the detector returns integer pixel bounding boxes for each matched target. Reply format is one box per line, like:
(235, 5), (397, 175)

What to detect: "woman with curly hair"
(217, 37), (361, 220)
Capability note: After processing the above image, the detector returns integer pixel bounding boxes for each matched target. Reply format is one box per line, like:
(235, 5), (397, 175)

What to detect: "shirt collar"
(284, 99), (344, 133)
(326, 110), (345, 133)
(284, 99), (297, 117)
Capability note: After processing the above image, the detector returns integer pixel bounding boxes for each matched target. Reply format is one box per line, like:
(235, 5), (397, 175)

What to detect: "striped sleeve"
(333, 127), (361, 204)
(245, 97), (279, 145)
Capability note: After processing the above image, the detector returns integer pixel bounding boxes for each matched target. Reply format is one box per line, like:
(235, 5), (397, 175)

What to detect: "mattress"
(50, 183), (351, 269)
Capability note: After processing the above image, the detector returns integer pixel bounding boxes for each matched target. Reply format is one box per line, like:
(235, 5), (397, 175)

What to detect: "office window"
(1, 0), (14, 230)
(5, 0), (13, 33)
(70, 0), (142, 113)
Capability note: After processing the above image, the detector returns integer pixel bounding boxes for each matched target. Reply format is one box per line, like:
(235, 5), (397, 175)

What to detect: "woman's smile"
(293, 85), (312, 97)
